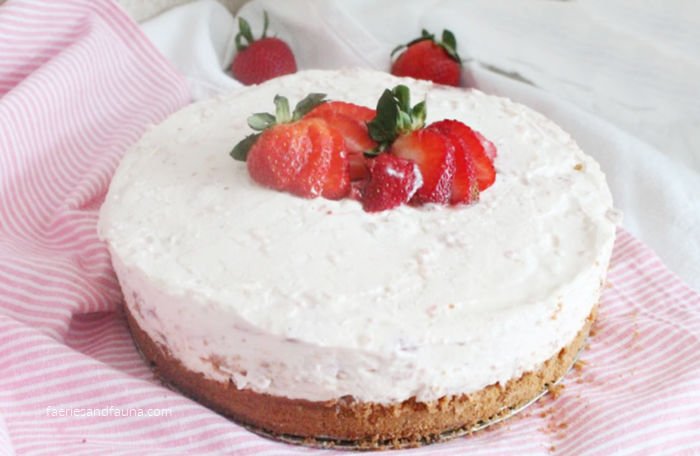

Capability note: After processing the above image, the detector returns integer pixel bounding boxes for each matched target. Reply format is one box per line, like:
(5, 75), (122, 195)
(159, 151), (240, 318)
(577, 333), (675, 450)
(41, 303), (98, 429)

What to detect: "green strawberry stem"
(390, 28), (461, 64)
(231, 92), (327, 161)
(235, 11), (271, 52)
(365, 85), (426, 156)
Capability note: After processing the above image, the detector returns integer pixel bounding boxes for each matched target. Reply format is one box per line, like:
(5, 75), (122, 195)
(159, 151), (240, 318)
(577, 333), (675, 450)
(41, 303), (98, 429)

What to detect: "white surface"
(99, 69), (616, 403)
(117, 0), (247, 22)
(141, 0), (241, 99)
(140, 0), (700, 291)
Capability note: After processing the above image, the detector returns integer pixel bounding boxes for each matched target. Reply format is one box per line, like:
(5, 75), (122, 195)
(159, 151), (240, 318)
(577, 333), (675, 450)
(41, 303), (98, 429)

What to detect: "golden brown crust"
(125, 305), (596, 449)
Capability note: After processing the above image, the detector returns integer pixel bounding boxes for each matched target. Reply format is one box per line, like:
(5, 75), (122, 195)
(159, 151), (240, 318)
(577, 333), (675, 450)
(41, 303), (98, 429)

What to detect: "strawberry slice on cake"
(231, 84), (498, 212)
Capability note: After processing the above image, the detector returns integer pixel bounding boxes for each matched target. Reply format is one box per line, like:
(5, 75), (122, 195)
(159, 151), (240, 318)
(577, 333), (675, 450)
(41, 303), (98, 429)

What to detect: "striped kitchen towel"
(0, 1), (699, 455)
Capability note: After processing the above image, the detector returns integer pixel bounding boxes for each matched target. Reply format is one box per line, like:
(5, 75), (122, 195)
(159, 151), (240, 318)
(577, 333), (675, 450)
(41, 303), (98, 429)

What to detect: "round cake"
(98, 68), (617, 448)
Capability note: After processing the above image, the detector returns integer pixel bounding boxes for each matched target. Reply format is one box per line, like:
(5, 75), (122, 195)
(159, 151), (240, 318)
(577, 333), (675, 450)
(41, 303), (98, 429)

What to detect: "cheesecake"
(98, 68), (616, 448)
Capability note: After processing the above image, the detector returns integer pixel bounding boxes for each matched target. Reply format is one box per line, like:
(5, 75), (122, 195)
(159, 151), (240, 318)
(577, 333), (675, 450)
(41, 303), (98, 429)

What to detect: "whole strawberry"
(390, 29), (461, 86)
(231, 11), (297, 85)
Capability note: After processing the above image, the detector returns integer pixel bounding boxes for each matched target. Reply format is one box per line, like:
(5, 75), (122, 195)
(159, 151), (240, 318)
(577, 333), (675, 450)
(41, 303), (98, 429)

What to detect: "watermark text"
(46, 405), (172, 418)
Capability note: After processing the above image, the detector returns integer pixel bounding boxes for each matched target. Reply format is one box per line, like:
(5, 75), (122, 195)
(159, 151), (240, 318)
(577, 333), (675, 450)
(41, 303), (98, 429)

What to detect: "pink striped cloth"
(1, 1), (699, 455)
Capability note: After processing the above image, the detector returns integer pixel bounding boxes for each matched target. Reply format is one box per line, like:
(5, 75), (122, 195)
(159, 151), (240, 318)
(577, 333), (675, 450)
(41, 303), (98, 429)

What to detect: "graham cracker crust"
(125, 305), (596, 450)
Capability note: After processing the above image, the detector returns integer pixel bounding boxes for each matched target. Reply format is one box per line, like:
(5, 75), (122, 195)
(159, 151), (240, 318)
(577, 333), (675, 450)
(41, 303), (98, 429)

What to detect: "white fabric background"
(117, 0), (247, 21)
(140, 0), (700, 291)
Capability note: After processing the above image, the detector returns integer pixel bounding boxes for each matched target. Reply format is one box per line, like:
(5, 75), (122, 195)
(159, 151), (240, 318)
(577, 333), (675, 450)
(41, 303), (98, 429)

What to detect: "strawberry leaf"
(247, 113), (276, 131)
(390, 43), (406, 58)
(393, 85), (411, 113)
(274, 95), (291, 123)
(231, 132), (261, 161)
(397, 111), (412, 133)
(442, 30), (456, 53)
(366, 84), (427, 155)
(411, 101), (427, 127)
(439, 29), (461, 63)
(235, 17), (255, 51)
(292, 93), (327, 120)
(367, 89), (399, 150)
(261, 10), (269, 38)
(234, 34), (246, 52)
(235, 11), (274, 51)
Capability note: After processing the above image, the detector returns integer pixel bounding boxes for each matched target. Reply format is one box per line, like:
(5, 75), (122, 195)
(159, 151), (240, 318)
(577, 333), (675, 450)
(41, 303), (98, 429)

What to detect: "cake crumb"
(573, 359), (587, 372)
(549, 445), (557, 453)
(547, 383), (565, 399)
(573, 163), (584, 171)
(628, 328), (641, 351)
(550, 302), (563, 320)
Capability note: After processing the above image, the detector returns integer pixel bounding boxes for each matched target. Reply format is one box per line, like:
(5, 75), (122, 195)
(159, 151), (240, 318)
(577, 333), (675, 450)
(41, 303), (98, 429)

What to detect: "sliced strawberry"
(348, 153), (370, 181)
(429, 120), (479, 204)
(429, 120), (495, 192)
(475, 131), (498, 161)
(450, 147), (478, 204)
(362, 154), (422, 212)
(305, 101), (377, 180)
(247, 118), (350, 199)
(246, 122), (309, 191)
(308, 113), (373, 181)
(348, 181), (364, 202)
(306, 101), (376, 123)
(472, 147), (496, 192)
(317, 127), (352, 200)
(389, 128), (455, 205)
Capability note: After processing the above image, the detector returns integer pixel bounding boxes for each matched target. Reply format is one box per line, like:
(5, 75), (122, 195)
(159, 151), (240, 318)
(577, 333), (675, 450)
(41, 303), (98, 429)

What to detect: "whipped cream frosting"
(99, 69), (617, 404)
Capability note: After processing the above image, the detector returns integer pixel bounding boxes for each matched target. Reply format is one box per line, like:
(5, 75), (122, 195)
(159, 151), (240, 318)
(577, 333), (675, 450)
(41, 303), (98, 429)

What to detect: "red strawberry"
(305, 101), (377, 180)
(362, 154), (422, 212)
(475, 131), (498, 161)
(391, 29), (462, 87)
(348, 181), (364, 201)
(231, 12), (297, 85)
(247, 118), (349, 199)
(431, 120), (496, 192)
(306, 101), (376, 123)
(231, 93), (350, 199)
(289, 119), (350, 199)
(430, 120), (479, 204)
(390, 128), (455, 205)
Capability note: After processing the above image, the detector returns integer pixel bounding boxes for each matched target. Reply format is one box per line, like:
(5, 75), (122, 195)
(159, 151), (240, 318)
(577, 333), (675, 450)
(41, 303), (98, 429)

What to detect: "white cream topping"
(99, 69), (616, 404)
